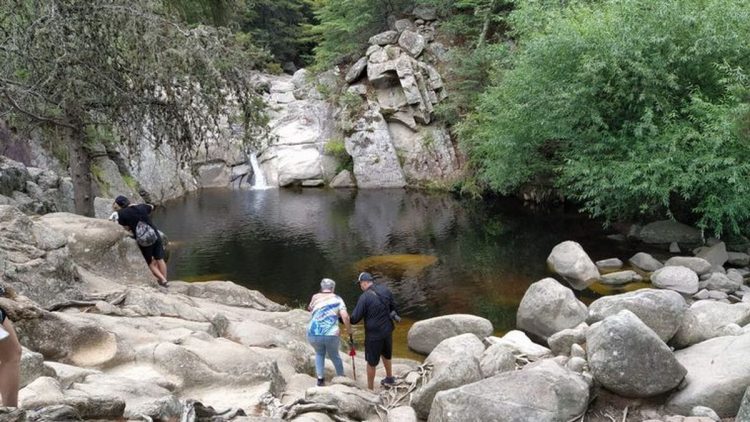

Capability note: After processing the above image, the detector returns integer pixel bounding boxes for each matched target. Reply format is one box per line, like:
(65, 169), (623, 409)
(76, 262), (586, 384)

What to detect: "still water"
(154, 188), (644, 357)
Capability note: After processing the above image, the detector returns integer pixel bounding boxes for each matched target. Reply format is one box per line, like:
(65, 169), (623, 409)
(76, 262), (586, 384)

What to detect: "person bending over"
(112, 195), (168, 286)
(350, 272), (397, 390)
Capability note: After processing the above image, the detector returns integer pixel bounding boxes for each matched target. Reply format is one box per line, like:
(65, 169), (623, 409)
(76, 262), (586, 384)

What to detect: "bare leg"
(156, 259), (167, 281)
(383, 357), (392, 378)
(148, 260), (167, 284)
(366, 364), (376, 390)
(0, 319), (21, 407)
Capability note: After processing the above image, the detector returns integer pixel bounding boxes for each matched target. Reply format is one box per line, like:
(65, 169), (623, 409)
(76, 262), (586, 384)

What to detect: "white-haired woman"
(307, 278), (351, 386)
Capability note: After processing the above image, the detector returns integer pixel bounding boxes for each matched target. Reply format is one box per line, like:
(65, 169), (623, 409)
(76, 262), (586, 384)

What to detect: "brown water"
(154, 188), (649, 359)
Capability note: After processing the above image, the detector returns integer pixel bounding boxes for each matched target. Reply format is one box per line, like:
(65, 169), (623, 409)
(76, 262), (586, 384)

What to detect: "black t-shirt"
(350, 283), (396, 340)
(116, 204), (157, 235)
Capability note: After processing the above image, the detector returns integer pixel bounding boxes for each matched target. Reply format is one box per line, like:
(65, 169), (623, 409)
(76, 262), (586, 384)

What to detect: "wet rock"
(595, 258), (623, 272)
(546, 241), (600, 290)
(516, 277), (588, 340)
(600, 270), (642, 285)
(587, 310), (686, 397)
(407, 314), (493, 355)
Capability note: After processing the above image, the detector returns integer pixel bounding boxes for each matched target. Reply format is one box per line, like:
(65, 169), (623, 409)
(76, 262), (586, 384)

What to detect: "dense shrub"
(461, 0), (750, 235)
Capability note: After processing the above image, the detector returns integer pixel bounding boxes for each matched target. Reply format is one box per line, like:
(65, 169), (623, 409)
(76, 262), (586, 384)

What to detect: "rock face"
(0, 156), (74, 214)
(338, 14), (460, 188)
(667, 333), (750, 417)
(516, 278), (588, 340)
(429, 360), (590, 422)
(587, 310), (686, 397)
(587, 289), (687, 342)
(546, 241), (600, 290)
(345, 107), (407, 188)
(407, 314), (493, 355)
(260, 73), (338, 188)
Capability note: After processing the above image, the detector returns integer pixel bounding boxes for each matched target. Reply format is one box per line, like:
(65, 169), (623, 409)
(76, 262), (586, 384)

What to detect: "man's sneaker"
(316, 378), (325, 387)
(380, 376), (396, 387)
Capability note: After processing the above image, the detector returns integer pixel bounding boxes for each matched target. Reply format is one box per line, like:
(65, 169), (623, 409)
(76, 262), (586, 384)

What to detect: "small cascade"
(248, 152), (269, 189)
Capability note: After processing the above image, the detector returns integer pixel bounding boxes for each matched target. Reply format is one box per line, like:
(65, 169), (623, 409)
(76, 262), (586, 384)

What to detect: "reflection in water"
(155, 188), (647, 347)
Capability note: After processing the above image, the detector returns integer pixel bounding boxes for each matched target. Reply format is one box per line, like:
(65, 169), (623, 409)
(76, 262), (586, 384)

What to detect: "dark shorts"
(364, 335), (392, 367)
(139, 237), (165, 264)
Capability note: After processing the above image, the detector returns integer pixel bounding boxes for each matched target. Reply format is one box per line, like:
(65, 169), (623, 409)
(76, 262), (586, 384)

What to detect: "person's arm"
(350, 295), (366, 325)
(307, 294), (319, 312)
(339, 308), (352, 334)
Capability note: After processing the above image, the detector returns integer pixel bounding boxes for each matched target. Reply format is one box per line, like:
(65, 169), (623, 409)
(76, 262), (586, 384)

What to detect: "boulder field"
(3, 205), (750, 421)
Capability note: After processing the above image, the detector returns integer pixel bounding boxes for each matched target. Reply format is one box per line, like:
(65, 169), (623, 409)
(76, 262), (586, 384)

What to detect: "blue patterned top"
(307, 293), (346, 336)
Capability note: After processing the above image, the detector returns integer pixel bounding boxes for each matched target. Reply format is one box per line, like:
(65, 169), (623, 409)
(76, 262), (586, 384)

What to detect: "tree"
(460, 0), (750, 235)
(308, 0), (414, 68)
(0, 0), (268, 216)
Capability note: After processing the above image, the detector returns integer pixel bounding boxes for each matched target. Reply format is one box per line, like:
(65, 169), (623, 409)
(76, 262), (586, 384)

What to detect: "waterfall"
(248, 152), (269, 189)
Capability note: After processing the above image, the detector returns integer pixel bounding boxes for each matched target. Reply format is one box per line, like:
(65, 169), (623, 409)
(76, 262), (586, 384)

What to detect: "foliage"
(324, 138), (352, 173)
(165, 0), (315, 68)
(308, 0), (414, 68)
(0, 0), (268, 155)
(460, 0), (750, 235)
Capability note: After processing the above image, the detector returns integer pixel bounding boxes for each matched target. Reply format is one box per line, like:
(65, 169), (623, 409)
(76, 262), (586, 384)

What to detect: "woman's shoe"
(316, 378), (325, 387)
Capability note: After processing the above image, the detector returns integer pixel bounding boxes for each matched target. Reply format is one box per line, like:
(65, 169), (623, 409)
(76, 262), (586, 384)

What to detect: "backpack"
(135, 220), (158, 247)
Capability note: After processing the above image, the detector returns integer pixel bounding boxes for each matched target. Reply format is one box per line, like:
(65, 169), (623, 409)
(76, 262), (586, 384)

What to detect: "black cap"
(356, 272), (374, 283)
(114, 195), (130, 207)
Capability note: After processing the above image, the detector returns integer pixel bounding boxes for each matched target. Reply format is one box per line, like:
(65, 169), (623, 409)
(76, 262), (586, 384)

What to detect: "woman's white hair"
(320, 278), (336, 292)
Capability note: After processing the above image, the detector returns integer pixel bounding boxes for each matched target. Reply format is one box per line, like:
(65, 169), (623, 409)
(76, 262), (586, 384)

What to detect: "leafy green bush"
(461, 0), (750, 235)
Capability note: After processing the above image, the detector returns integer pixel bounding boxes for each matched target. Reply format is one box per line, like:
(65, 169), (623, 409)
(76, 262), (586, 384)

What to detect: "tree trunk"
(477, 0), (497, 49)
(67, 126), (94, 216)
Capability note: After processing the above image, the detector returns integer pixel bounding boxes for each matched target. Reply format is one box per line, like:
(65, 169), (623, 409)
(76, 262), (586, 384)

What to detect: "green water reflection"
(155, 188), (648, 353)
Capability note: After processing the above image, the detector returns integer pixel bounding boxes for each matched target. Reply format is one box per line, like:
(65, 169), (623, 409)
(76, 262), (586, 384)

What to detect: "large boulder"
(672, 301), (750, 348)
(667, 333), (750, 418)
(664, 257), (712, 276)
(516, 278), (588, 340)
(587, 289), (687, 342)
(638, 220), (702, 245)
(696, 242), (729, 267)
(587, 310), (686, 397)
(546, 241), (600, 290)
(407, 314), (493, 355)
(0, 206), (82, 307)
(479, 344), (516, 378)
(428, 360), (589, 422)
(651, 266), (699, 294)
(700, 272), (742, 293)
(629, 252), (663, 272)
(304, 385), (380, 421)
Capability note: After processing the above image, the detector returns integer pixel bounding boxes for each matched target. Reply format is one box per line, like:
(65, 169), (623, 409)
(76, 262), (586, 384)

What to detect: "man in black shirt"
(112, 195), (168, 286)
(350, 272), (396, 389)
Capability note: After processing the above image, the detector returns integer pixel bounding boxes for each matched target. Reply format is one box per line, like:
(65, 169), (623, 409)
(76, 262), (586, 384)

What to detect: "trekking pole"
(348, 333), (357, 381)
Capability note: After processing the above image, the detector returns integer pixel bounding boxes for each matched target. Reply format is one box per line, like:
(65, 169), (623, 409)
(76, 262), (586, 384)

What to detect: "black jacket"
(350, 283), (395, 340)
